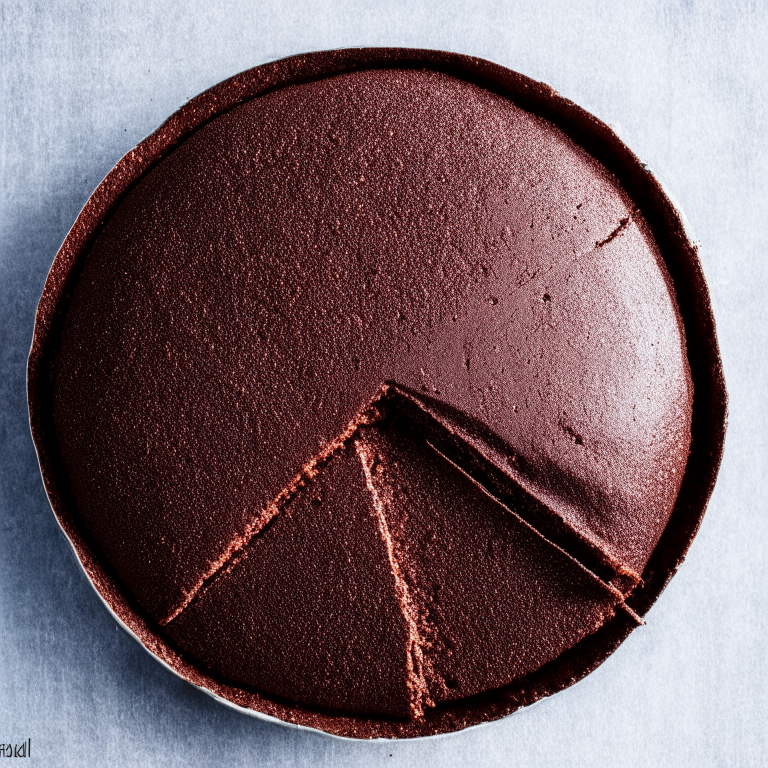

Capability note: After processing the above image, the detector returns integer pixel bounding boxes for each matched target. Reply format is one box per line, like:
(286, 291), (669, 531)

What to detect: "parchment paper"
(1, 1), (765, 765)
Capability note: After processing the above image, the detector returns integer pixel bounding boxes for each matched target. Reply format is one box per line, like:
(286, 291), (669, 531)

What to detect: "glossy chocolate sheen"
(28, 49), (727, 738)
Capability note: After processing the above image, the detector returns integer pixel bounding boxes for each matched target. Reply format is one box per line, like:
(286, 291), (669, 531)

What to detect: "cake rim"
(27, 47), (728, 740)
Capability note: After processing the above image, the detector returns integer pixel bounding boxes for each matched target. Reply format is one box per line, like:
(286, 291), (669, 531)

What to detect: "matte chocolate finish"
(28, 49), (727, 738)
(167, 400), (627, 719)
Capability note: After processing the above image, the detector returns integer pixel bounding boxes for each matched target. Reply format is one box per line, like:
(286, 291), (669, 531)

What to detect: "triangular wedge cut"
(165, 443), (415, 718)
(384, 384), (642, 596)
(356, 415), (625, 704)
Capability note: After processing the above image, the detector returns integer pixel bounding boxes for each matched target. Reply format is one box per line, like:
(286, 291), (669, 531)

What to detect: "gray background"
(1, 1), (765, 765)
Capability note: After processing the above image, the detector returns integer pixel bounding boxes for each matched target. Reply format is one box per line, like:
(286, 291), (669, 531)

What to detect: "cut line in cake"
(164, 381), (644, 630)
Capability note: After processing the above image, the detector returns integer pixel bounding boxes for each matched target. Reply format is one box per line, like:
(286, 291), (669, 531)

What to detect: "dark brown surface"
(50, 66), (689, 623)
(27, 48), (727, 738)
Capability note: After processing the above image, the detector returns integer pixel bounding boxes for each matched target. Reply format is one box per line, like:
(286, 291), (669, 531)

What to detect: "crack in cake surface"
(595, 208), (637, 249)
(506, 207), (640, 299)
(355, 438), (434, 719)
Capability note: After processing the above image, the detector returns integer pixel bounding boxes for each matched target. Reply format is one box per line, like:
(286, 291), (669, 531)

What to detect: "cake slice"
(354, 414), (627, 703)
(165, 442), (418, 718)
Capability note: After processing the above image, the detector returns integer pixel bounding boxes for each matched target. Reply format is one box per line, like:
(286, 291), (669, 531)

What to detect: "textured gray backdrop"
(1, 1), (765, 765)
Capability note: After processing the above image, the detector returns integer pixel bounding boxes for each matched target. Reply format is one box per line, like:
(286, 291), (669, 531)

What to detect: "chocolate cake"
(27, 49), (727, 738)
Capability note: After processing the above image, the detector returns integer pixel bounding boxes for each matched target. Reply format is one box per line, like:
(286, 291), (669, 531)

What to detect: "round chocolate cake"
(28, 49), (726, 738)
